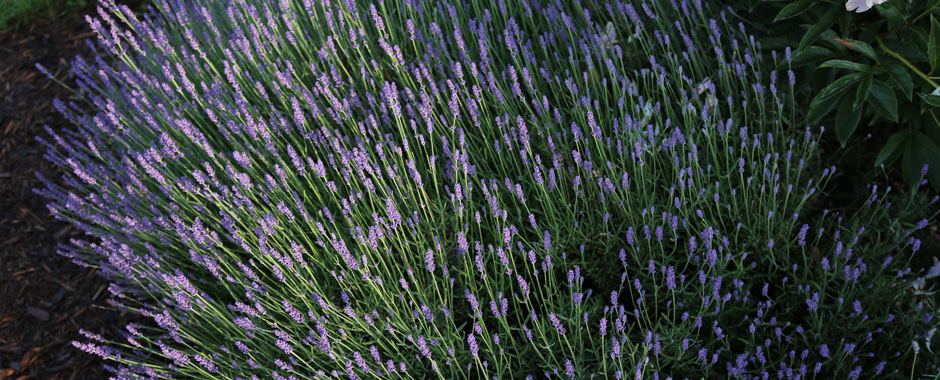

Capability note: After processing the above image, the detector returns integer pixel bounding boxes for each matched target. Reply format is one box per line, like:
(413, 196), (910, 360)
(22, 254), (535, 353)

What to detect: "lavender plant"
(33, 0), (940, 378)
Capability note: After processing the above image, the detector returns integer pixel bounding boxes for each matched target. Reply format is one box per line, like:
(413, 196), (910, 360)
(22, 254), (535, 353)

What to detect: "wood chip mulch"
(0, 10), (136, 380)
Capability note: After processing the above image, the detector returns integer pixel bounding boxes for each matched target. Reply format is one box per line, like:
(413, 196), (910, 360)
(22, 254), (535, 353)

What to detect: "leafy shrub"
(35, 0), (940, 378)
(0, 0), (88, 29)
(732, 0), (940, 190)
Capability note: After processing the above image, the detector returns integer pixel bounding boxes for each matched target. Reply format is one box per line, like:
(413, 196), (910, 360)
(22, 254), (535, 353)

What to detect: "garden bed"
(2, 0), (940, 378)
(0, 13), (128, 380)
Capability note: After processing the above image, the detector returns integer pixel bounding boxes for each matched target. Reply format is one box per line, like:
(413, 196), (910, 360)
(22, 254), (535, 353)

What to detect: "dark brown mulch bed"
(0, 10), (133, 380)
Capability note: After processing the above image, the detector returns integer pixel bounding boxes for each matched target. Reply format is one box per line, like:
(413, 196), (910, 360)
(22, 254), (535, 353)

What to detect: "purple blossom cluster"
(34, 0), (939, 378)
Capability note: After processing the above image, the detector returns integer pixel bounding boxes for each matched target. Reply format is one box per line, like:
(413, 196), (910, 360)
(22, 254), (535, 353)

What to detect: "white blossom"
(845, 0), (888, 13)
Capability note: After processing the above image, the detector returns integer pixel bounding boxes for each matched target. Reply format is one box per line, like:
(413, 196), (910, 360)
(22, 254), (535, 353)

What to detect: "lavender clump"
(34, 0), (940, 378)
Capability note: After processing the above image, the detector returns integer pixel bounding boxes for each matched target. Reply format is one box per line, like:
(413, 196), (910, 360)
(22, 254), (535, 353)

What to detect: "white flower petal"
(846, 0), (886, 12)
(931, 86), (940, 97)
(846, 0), (869, 12)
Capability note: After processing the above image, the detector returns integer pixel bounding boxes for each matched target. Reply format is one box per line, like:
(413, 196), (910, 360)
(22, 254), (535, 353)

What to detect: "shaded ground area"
(0, 10), (131, 380)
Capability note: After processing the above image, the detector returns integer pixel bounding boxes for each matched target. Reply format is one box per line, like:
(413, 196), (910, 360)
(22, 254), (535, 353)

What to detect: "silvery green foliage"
(35, 0), (939, 378)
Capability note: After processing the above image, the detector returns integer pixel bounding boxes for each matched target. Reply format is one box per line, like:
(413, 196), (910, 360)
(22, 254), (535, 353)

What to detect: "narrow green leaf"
(884, 38), (928, 62)
(930, 15), (940, 72)
(855, 73), (873, 110)
(819, 30), (841, 50)
(922, 93), (940, 108)
(836, 90), (863, 146)
(876, 0), (907, 26)
(868, 80), (899, 122)
(773, 0), (816, 22)
(884, 61), (913, 101)
(799, 7), (839, 50)
(814, 72), (863, 101)
(835, 38), (879, 61)
(874, 130), (909, 168)
(819, 59), (870, 72)
(783, 46), (835, 69)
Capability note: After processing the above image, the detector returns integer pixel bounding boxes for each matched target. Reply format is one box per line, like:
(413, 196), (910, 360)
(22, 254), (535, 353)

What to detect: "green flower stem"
(877, 2), (939, 39)
(876, 36), (939, 89)
(912, 2), (940, 25)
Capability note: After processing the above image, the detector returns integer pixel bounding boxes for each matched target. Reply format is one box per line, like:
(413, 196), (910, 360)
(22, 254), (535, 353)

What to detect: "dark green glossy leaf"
(819, 30), (841, 50)
(876, 1), (907, 26)
(922, 92), (940, 108)
(836, 90), (863, 146)
(836, 38), (879, 61)
(855, 73), (872, 110)
(773, 0), (816, 22)
(799, 7), (839, 50)
(912, 24), (931, 42)
(884, 61), (913, 101)
(819, 59), (870, 72)
(806, 90), (842, 125)
(814, 72), (863, 101)
(868, 80), (899, 122)
(884, 38), (928, 62)
(874, 129), (909, 168)
(784, 46), (835, 69)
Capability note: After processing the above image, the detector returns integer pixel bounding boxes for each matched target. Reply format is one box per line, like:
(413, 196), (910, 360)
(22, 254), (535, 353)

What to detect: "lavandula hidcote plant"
(34, 0), (940, 378)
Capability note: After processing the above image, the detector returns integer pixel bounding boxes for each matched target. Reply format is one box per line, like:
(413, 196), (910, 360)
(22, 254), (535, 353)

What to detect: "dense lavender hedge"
(34, 0), (940, 378)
